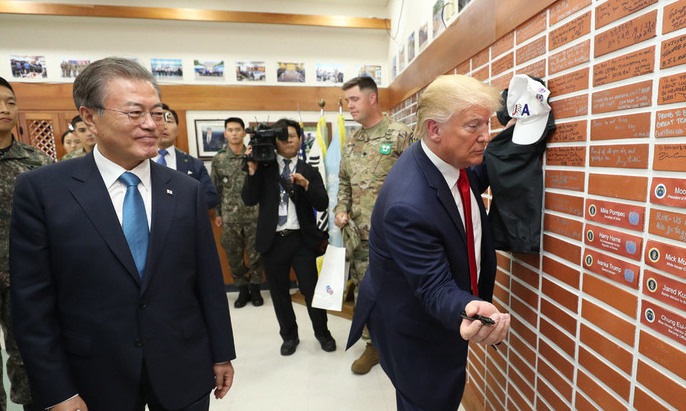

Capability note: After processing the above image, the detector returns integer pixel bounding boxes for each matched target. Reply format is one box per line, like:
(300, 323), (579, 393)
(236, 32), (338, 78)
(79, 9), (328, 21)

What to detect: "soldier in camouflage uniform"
(335, 76), (413, 375)
(61, 115), (95, 160)
(211, 117), (264, 309)
(0, 77), (52, 411)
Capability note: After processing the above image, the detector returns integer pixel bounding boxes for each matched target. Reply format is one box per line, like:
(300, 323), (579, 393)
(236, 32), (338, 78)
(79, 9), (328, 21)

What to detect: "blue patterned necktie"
(157, 148), (168, 166)
(278, 159), (292, 226)
(118, 172), (149, 277)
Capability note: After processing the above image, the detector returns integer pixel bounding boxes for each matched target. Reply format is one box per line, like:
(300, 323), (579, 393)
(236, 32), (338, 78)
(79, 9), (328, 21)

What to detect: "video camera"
(244, 123), (290, 165)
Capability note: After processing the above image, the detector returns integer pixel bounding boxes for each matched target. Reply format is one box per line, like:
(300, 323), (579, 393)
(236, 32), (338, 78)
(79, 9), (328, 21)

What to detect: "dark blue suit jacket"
(346, 142), (496, 410)
(241, 158), (328, 254)
(174, 148), (219, 209)
(10, 153), (235, 410)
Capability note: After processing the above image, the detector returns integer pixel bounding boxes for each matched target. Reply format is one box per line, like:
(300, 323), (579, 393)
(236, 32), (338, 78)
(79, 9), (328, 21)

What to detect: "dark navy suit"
(347, 142), (496, 411)
(10, 153), (235, 410)
(174, 148), (219, 209)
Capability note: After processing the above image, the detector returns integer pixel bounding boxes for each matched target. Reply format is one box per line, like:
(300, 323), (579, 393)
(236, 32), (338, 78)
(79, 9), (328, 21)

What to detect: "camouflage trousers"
(220, 222), (263, 287)
(349, 240), (371, 341)
(0, 280), (32, 410)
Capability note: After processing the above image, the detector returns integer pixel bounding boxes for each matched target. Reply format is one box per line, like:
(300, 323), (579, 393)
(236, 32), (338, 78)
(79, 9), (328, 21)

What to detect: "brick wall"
(391, 0), (686, 409)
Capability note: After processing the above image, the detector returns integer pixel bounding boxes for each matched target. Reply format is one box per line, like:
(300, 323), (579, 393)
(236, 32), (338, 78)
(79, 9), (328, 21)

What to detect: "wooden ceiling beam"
(0, 1), (390, 30)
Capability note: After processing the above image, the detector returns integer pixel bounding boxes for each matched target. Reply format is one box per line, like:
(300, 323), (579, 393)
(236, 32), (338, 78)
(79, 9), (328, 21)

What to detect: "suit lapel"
(68, 155), (141, 282)
(413, 144), (467, 241)
(144, 164), (175, 291)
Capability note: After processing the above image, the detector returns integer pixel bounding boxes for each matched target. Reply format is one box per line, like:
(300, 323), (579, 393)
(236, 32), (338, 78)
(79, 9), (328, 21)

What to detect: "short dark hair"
(70, 115), (83, 129)
(342, 76), (378, 96)
(224, 117), (245, 130)
(0, 77), (15, 95)
(73, 57), (159, 112)
(161, 103), (178, 124)
(61, 130), (74, 144)
(273, 118), (301, 139)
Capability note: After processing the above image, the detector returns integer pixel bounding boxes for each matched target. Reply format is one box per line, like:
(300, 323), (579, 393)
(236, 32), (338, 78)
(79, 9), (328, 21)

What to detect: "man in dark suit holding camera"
(242, 118), (335, 356)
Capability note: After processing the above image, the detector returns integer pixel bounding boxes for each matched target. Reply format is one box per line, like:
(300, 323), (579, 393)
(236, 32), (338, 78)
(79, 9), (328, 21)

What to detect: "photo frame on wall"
(194, 119), (226, 159)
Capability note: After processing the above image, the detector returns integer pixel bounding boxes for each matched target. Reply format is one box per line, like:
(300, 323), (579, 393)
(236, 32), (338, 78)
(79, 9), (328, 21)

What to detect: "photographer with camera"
(241, 118), (335, 356)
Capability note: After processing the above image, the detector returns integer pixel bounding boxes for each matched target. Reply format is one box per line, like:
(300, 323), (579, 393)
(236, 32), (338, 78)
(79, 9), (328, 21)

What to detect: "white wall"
(0, 3), (390, 85)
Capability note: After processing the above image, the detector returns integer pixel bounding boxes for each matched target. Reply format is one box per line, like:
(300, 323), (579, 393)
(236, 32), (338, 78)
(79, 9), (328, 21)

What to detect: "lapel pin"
(166, 189), (173, 195)
(187, 170), (193, 175)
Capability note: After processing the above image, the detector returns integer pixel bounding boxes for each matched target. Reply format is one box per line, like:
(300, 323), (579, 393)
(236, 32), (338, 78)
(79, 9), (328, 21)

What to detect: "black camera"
(245, 123), (289, 165)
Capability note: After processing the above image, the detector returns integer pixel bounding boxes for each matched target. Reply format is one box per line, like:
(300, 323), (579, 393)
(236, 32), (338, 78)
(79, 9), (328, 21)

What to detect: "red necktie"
(458, 169), (478, 297)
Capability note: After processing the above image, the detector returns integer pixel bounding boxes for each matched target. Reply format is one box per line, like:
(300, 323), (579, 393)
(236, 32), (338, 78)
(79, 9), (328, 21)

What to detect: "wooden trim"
(0, 1), (390, 30)
(11, 83), (390, 113)
(388, 0), (557, 107)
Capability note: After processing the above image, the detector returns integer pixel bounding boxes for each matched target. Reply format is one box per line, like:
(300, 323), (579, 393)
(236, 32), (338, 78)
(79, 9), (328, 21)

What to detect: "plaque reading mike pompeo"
(586, 199), (644, 231)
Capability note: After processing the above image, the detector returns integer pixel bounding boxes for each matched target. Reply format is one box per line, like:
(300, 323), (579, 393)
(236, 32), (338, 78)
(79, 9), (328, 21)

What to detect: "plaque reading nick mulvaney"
(645, 239), (686, 279)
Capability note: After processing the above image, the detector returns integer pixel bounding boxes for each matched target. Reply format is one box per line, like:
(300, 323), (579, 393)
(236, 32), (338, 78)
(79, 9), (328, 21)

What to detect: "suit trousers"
(136, 363), (210, 411)
(261, 231), (329, 341)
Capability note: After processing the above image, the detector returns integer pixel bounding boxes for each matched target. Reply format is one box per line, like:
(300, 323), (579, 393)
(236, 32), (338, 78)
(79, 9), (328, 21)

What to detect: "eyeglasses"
(95, 107), (166, 125)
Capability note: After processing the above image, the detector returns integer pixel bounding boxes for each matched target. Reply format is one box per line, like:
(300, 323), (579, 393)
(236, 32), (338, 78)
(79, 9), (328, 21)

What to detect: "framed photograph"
(277, 62), (306, 83)
(194, 119), (226, 159)
(236, 61), (266, 82)
(10, 55), (47, 79)
(407, 32), (416, 62)
(316, 63), (344, 84)
(194, 59), (224, 81)
(151, 58), (183, 81)
(59, 59), (90, 78)
(344, 120), (361, 142)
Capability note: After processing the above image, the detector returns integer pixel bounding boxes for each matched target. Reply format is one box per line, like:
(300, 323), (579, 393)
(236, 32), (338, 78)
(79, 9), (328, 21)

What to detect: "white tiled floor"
(211, 291), (397, 411)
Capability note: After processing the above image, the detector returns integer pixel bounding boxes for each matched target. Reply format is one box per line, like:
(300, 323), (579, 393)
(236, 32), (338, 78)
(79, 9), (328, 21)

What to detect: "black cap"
(0, 77), (15, 95)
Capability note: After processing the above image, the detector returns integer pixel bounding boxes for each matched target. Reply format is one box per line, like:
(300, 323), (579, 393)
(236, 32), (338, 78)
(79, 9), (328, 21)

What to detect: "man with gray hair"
(347, 75), (511, 410)
(11, 57), (235, 411)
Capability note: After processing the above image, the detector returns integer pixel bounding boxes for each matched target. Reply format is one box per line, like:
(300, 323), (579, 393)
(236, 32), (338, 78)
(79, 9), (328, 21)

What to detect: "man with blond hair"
(347, 75), (511, 411)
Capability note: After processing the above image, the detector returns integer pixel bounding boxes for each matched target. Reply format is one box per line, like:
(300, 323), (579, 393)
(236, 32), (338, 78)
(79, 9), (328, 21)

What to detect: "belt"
(276, 229), (299, 237)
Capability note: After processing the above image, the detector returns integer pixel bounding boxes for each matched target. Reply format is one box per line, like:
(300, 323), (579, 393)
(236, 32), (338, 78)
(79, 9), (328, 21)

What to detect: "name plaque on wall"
(651, 177), (686, 207)
(661, 34), (686, 69)
(585, 223), (642, 261)
(654, 144), (686, 172)
(641, 300), (686, 347)
(649, 208), (686, 243)
(592, 81), (652, 114)
(664, 0), (686, 34)
(655, 108), (686, 137)
(593, 46), (655, 87)
(586, 199), (645, 231)
(644, 270), (686, 312)
(584, 248), (640, 288)
(645, 239), (686, 278)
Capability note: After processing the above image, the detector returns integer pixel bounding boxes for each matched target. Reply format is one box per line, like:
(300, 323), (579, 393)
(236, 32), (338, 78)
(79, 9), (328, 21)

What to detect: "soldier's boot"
(234, 285), (251, 308)
(351, 342), (379, 375)
(250, 283), (264, 307)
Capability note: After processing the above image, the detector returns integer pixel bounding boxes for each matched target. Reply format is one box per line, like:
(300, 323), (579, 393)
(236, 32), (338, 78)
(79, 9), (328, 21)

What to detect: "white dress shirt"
(93, 145), (152, 230)
(276, 153), (300, 231)
(420, 140), (482, 280)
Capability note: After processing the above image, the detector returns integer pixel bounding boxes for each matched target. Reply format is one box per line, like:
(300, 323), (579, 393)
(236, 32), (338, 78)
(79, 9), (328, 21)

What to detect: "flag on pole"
(324, 114), (346, 247)
(307, 115), (328, 233)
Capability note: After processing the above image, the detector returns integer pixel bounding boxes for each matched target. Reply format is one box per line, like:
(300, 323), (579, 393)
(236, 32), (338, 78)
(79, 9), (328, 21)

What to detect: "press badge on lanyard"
(380, 143), (392, 155)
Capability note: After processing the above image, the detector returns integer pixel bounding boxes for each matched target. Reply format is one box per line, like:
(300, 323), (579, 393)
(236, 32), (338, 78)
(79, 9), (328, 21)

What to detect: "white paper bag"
(312, 245), (347, 311)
